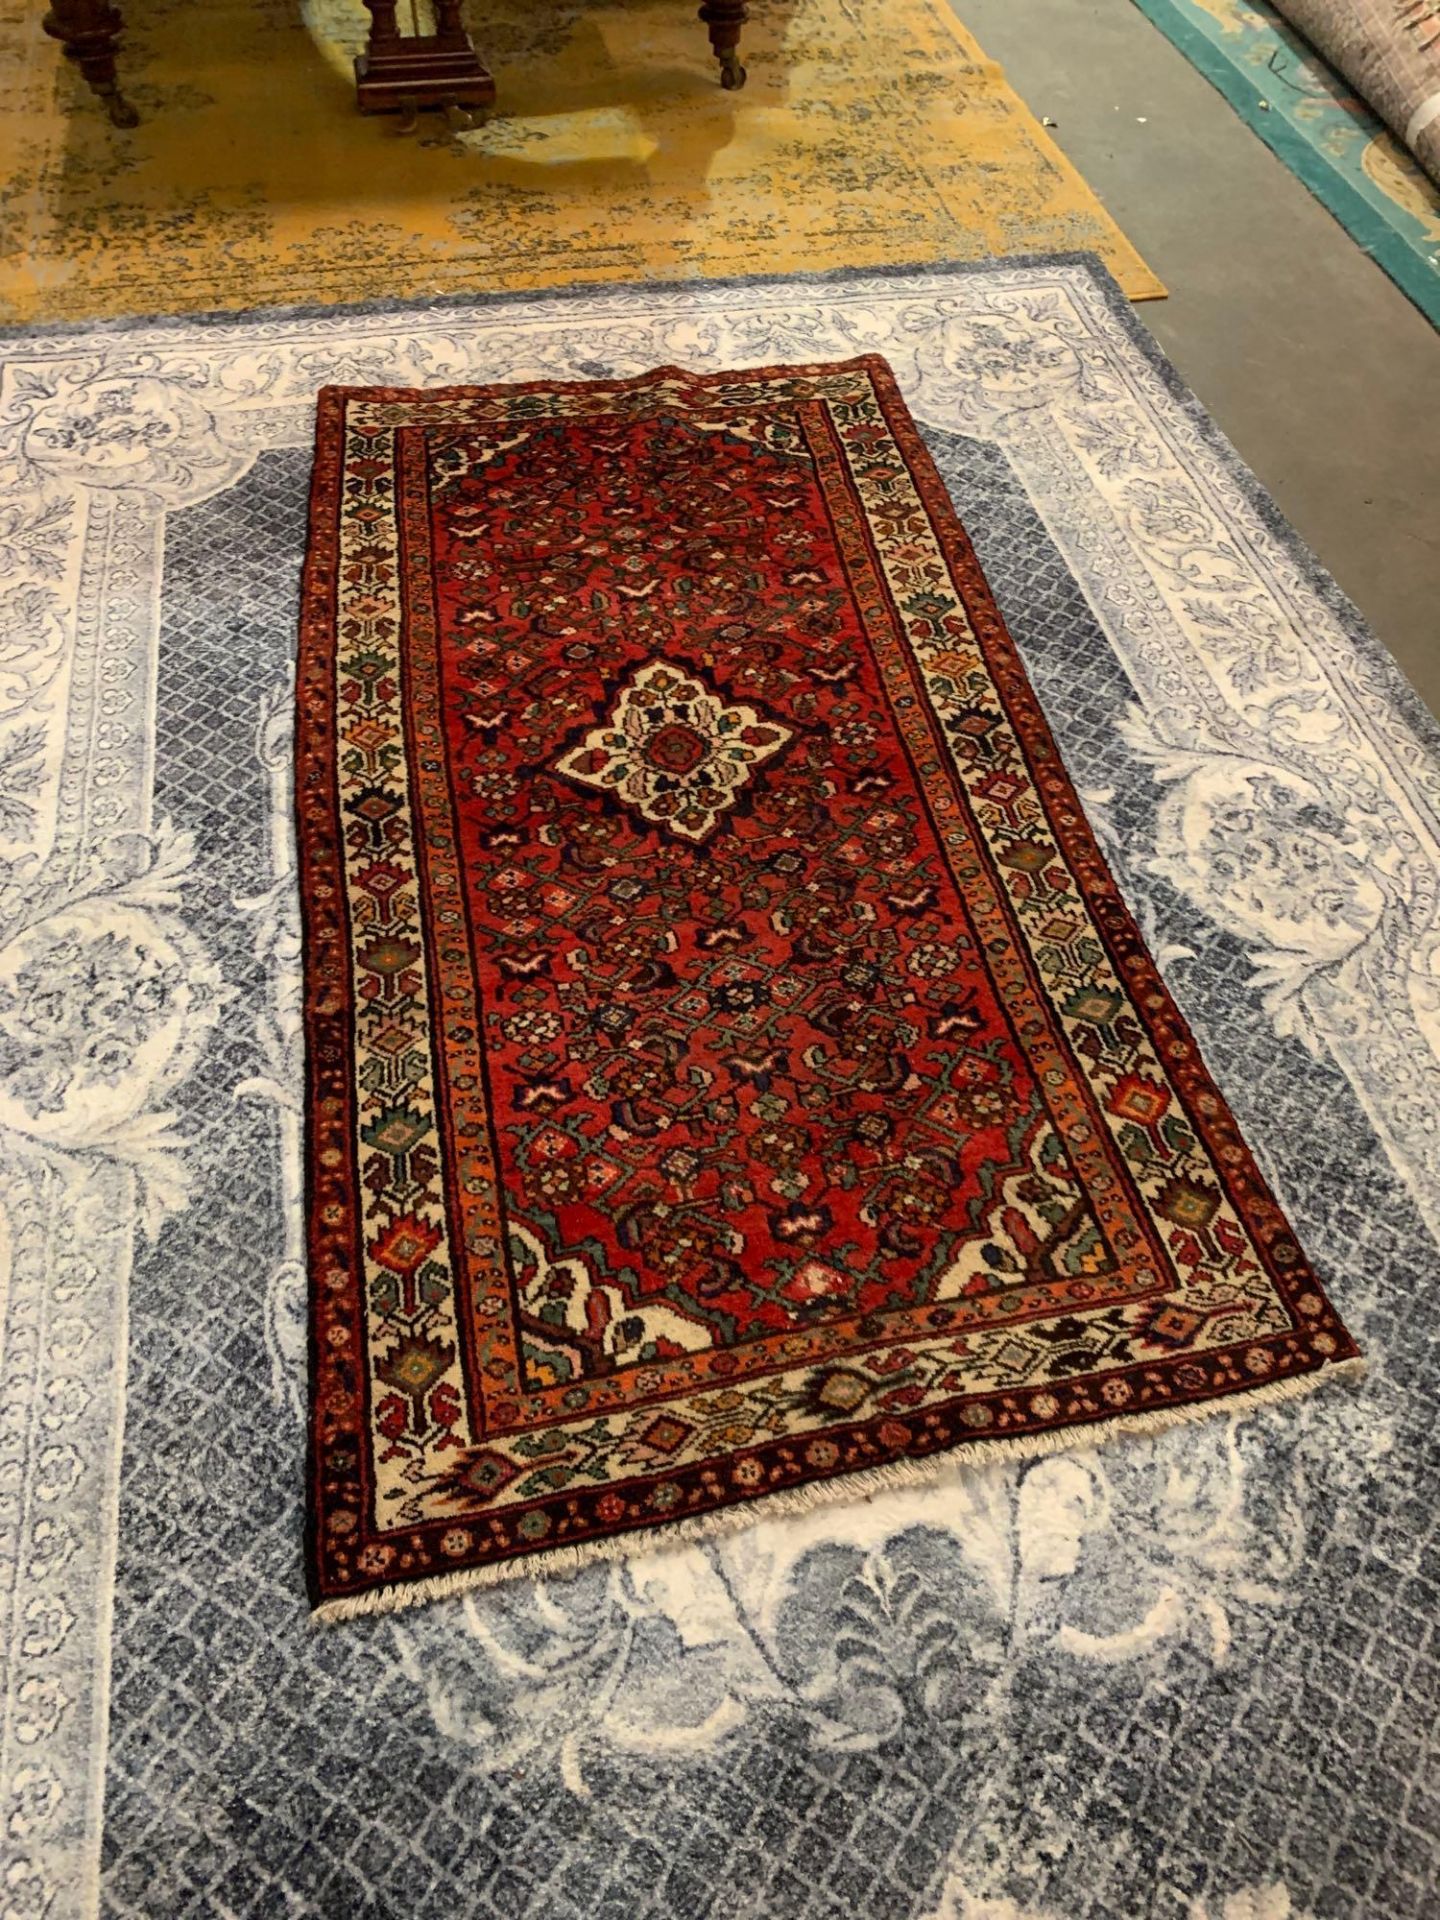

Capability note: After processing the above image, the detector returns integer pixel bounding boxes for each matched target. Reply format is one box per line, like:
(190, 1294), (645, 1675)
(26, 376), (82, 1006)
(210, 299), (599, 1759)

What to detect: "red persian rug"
(297, 357), (1360, 1618)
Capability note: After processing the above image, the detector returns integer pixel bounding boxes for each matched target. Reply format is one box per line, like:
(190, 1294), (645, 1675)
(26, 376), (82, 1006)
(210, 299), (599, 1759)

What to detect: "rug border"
(312, 1354), (1365, 1621)
(1, 251), (1123, 344)
(298, 357), (1361, 1617)
(296, 383), (349, 1630)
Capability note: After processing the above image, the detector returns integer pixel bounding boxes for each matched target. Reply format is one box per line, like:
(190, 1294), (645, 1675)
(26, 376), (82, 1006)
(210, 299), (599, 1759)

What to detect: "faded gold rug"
(0, 0), (1161, 323)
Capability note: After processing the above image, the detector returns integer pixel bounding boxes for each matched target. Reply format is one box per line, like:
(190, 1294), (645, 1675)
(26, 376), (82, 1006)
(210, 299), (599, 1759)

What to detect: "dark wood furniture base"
(699, 0), (749, 89)
(43, 0), (138, 127)
(354, 39), (496, 118)
(46, 0), (747, 125)
(356, 0), (495, 119)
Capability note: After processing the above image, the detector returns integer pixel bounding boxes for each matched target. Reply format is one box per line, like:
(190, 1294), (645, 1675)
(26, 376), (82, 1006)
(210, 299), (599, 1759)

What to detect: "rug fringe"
(311, 1355), (1365, 1625)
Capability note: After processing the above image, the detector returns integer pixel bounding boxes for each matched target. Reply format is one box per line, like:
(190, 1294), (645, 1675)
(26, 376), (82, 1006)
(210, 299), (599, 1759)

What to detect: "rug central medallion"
(297, 357), (1357, 1617)
(554, 659), (793, 841)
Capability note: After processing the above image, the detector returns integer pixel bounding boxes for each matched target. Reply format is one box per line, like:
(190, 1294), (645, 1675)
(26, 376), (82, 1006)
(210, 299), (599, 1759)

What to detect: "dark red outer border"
(298, 386), (354, 1610)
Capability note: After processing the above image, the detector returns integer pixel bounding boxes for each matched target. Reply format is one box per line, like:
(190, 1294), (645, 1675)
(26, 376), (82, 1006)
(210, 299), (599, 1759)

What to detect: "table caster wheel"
(105, 88), (139, 127)
(719, 51), (746, 89)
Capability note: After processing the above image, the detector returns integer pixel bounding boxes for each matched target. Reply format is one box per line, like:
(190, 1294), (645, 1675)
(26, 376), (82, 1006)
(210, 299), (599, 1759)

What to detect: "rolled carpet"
(1274, 0), (1440, 181)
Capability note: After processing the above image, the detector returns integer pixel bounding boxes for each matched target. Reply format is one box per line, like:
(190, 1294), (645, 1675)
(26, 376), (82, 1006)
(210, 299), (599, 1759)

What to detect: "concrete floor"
(956, 0), (1440, 711)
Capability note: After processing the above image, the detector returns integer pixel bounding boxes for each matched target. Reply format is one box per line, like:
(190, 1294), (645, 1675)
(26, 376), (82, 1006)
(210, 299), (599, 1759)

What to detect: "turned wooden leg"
(42, 0), (137, 127)
(698, 0), (748, 90)
(432, 0), (473, 54)
(362, 0), (402, 56)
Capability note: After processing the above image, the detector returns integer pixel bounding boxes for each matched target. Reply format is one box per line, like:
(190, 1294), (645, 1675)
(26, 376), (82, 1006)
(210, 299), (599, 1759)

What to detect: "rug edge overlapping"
(310, 1355), (1365, 1622)
(297, 355), (1363, 1619)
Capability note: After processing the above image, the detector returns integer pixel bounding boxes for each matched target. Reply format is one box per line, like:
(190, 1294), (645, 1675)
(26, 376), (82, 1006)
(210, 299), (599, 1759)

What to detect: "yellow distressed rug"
(0, 0), (1161, 324)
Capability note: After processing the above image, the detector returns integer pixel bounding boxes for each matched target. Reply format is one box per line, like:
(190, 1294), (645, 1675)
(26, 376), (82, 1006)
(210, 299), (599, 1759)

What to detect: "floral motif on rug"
(297, 357), (1359, 1616)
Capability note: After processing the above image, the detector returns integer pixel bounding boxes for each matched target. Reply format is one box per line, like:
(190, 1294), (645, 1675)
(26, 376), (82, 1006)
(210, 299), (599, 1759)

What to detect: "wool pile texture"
(297, 356), (1358, 1617)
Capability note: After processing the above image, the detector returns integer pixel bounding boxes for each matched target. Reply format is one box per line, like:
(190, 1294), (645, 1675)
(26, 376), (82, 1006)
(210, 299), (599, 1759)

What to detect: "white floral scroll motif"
(0, 821), (234, 1232)
(0, 367), (253, 510)
(902, 293), (1120, 433)
(0, 723), (48, 840)
(1117, 706), (1405, 1049)
(394, 1402), (1371, 1792)
(0, 494), (74, 729)
(0, 583), (67, 723)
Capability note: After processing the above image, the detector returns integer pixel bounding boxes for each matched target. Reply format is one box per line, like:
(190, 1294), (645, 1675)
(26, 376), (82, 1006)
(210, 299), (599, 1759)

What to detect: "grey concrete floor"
(954, 0), (1440, 711)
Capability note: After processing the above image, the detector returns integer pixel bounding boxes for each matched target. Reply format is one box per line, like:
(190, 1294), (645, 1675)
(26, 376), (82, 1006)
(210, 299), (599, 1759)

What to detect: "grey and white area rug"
(1, 259), (1436, 1920)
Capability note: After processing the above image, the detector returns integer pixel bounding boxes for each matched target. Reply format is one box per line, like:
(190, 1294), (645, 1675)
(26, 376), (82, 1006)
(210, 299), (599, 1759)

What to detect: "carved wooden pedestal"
(355, 0), (495, 120)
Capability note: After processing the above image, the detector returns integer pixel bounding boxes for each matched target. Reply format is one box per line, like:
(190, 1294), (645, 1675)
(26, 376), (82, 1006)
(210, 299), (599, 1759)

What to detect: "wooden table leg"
(42, 0), (137, 126)
(698, 0), (748, 90)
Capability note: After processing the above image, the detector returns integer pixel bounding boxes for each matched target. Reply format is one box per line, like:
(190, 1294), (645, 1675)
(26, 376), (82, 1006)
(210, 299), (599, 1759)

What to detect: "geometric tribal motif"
(296, 358), (1360, 1618)
(554, 659), (793, 843)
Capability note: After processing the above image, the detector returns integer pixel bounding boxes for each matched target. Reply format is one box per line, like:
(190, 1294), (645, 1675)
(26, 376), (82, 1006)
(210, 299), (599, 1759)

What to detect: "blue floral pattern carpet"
(0, 260), (1435, 1920)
